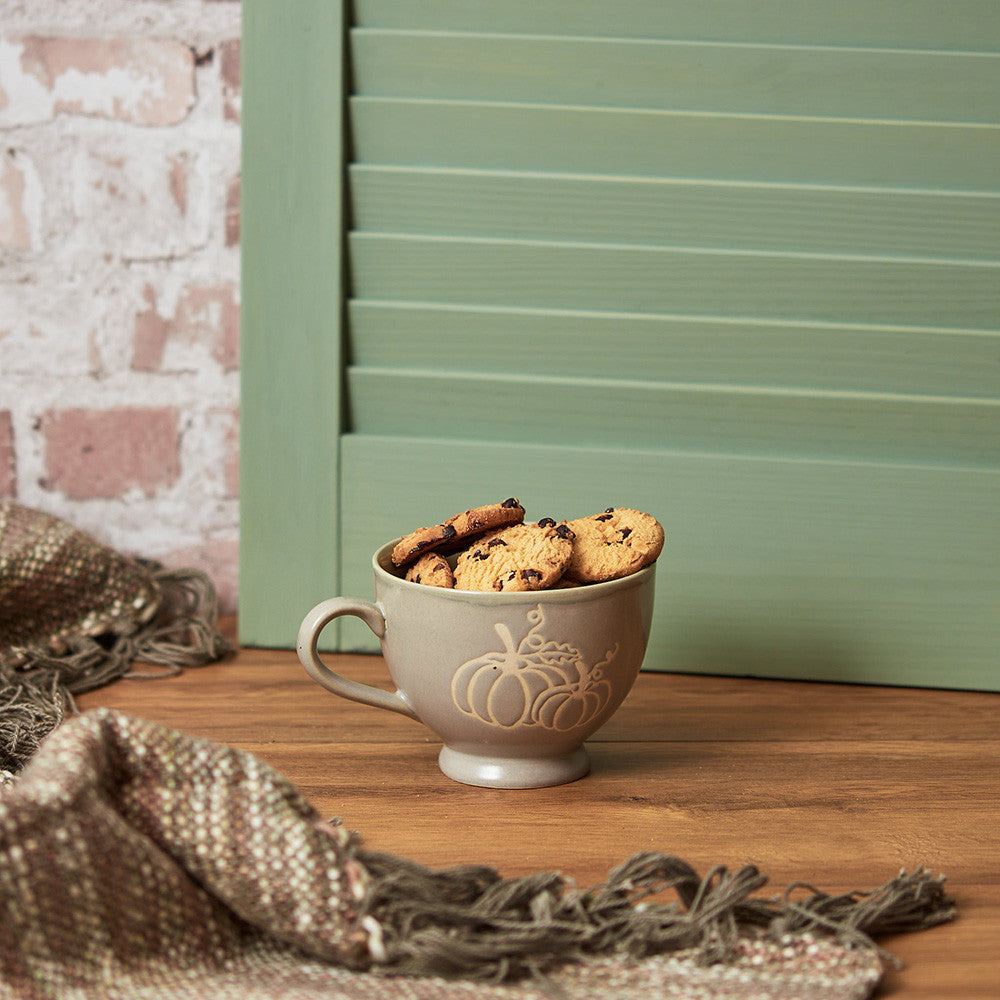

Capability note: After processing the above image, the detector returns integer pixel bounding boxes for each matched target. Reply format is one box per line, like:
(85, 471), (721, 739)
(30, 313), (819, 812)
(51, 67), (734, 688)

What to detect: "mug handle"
(297, 597), (419, 721)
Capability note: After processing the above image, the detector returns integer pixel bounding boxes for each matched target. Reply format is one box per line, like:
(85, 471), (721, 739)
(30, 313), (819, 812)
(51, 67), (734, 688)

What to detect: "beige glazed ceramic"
(297, 539), (656, 788)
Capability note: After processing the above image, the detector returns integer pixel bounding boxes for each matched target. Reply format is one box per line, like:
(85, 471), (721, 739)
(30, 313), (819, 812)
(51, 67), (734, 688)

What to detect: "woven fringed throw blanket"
(0, 500), (232, 777)
(0, 710), (956, 1000)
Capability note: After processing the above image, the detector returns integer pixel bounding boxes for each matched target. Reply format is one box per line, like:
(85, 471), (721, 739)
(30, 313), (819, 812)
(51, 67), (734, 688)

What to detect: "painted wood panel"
(337, 436), (1000, 690)
(349, 234), (1000, 330)
(345, 368), (999, 467)
(348, 303), (1000, 400)
(239, 0), (345, 647)
(351, 30), (1000, 123)
(350, 98), (999, 191)
(350, 167), (1000, 260)
(352, 0), (1000, 52)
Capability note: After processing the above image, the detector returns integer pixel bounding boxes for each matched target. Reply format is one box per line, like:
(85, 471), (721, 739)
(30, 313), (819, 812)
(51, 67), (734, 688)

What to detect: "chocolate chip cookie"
(453, 520), (574, 592)
(563, 508), (664, 583)
(391, 498), (525, 568)
(403, 552), (456, 588)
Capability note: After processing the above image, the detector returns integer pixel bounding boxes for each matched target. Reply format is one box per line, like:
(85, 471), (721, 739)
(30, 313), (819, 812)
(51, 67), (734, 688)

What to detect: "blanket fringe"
(0, 566), (231, 775)
(356, 847), (956, 982)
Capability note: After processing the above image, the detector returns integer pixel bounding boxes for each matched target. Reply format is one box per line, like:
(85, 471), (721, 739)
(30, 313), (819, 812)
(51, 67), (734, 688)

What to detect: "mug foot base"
(438, 745), (590, 789)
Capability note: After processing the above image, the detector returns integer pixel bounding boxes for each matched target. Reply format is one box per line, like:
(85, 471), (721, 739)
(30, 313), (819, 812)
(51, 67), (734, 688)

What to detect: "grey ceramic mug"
(297, 539), (656, 788)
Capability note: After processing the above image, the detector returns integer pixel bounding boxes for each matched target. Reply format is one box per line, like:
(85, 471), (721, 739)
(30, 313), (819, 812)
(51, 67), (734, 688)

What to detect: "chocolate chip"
(521, 568), (542, 581)
(555, 524), (572, 539)
(487, 538), (507, 547)
(605, 507), (616, 513)
(596, 514), (613, 522)
(501, 498), (520, 509)
(434, 561), (448, 571)
(472, 549), (489, 561)
(538, 517), (556, 527)
(620, 527), (632, 539)
(442, 524), (457, 539)
(507, 571), (516, 580)
(414, 574), (422, 584)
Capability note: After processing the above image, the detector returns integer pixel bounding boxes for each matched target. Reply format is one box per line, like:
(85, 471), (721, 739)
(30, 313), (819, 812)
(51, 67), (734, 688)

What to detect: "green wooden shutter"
(242, 1), (1000, 690)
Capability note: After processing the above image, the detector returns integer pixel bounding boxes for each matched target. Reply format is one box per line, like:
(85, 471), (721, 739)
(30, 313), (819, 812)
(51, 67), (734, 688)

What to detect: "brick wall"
(0, 0), (241, 611)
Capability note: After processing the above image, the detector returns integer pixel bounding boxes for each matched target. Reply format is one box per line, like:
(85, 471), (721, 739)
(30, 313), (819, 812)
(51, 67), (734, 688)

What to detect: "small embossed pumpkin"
(531, 675), (614, 732)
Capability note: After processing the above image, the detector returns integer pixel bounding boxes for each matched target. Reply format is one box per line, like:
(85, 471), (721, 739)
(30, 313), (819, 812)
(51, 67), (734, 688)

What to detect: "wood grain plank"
(349, 166), (1000, 260)
(351, 30), (1000, 124)
(348, 234), (1000, 330)
(345, 366), (1000, 466)
(76, 641), (1000, 745)
(348, 302), (1000, 399)
(350, 98), (1000, 192)
(226, 740), (998, 875)
(353, 0), (1000, 53)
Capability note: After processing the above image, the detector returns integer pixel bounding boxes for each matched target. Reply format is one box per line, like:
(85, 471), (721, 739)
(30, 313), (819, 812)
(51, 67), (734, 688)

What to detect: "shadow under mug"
(297, 539), (656, 788)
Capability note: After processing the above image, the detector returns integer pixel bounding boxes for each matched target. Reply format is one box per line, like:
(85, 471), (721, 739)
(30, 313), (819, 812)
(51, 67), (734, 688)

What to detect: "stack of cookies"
(391, 499), (664, 592)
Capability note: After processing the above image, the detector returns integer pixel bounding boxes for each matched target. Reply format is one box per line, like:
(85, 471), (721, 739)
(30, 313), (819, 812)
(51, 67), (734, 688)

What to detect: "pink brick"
(221, 407), (239, 499)
(225, 174), (240, 246)
(132, 285), (169, 370)
(133, 284), (239, 372)
(219, 39), (241, 91)
(168, 156), (187, 214)
(0, 411), (15, 497)
(17, 36), (195, 126)
(41, 407), (180, 500)
(219, 38), (241, 123)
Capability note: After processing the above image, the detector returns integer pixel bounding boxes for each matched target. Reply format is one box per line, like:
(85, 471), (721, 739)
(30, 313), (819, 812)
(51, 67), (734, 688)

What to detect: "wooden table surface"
(78, 620), (1000, 998)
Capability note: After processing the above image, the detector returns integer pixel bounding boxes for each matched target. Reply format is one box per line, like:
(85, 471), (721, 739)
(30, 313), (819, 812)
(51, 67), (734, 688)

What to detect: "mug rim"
(373, 537), (655, 603)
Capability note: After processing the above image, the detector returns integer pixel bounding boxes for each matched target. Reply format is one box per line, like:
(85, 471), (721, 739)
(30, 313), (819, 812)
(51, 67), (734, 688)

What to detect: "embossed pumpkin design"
(531, 671), (615, 732)
(451, 606), (617, 730)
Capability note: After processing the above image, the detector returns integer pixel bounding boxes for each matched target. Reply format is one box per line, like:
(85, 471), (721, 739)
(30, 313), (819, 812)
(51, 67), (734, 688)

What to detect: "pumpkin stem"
(492, 622), (517, 654)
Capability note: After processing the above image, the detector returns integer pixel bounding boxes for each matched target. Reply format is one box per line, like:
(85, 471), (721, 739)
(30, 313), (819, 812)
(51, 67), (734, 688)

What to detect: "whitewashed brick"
(70, 141), (199, 260)
(0, 149), (43, 251)
(0, 36), (195, 127)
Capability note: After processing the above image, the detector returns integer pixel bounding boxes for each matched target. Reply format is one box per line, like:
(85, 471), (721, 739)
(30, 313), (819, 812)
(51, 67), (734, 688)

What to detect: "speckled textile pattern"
(0, 711), (925, 1000)
(0, 501), (231, 775)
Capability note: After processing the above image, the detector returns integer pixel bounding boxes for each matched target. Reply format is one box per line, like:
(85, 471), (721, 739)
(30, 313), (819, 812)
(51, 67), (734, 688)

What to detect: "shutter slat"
(352, 30), (1000, 124)
(353, 0), (1000, 52)
(346, 367), (1000, 467)
(348, 301), (1000, 400)
(351, 97), (1000, 191)
(350, 166), (1000, 260)
(349, 234), (1000, 330)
